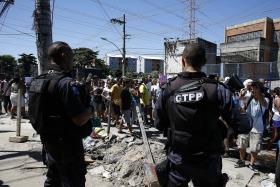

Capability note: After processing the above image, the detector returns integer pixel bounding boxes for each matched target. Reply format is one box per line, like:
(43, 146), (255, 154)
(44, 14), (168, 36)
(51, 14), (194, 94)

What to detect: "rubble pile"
(84, 131), (166, 187)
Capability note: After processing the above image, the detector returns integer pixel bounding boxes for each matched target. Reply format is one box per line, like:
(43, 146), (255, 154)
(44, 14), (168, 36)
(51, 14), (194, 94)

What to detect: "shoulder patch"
(174, 91), (204, 103)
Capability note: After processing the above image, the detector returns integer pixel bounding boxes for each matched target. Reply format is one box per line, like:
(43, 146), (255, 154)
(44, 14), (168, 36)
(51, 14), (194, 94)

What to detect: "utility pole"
(34, 0), (53, 75)
(111, 14), (126, 77)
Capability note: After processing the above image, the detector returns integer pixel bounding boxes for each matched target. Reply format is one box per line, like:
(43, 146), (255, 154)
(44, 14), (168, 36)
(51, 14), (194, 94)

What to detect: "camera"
(224, 74), (244, 92)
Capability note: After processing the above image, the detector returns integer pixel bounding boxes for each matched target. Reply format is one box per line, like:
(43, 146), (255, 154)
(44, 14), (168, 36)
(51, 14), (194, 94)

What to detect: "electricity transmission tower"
(187, 0), (196, 39)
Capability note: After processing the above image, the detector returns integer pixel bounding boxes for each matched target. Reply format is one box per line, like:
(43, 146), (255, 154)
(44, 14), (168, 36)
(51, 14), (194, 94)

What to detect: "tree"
(0, 54), (17, 77)
(151, 71), (159, 79)
(18, 53), (37, 77)
(73, 48), (109, 77)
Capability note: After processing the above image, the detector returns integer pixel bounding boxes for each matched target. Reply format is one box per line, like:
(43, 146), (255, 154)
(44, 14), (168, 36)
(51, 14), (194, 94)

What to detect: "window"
(227, 31), (263, 43)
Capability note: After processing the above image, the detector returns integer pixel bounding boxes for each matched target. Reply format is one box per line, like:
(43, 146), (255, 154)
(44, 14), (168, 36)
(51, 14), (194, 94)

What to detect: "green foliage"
(17, 53), (37, 77)
(73, 48), (97, 66)
(73, 48), (109, 77)
(151, 71), (159, 79)
(110, 69), (122, 78)
(0, 54), (17, 77)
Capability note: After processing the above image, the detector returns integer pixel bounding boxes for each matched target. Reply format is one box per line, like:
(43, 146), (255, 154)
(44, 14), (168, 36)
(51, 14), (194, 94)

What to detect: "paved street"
(0, 115), (276, 186)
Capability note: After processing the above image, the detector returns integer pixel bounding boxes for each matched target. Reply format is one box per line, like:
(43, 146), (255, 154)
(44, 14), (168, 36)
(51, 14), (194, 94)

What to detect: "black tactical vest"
(163, 73), (229, 155)
(29, 72), (92, 142)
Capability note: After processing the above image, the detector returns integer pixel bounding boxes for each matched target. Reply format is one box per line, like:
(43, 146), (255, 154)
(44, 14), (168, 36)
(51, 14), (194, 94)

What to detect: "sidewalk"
(0, 114), (275, 186)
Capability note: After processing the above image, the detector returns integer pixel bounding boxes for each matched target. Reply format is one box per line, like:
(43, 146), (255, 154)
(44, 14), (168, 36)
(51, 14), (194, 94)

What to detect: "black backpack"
(28, 73), (66, 134)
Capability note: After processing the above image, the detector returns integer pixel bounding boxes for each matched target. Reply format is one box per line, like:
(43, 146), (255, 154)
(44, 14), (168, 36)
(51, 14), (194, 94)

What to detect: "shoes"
(248, 164), (259, 173)
(234, 159), (246, 168)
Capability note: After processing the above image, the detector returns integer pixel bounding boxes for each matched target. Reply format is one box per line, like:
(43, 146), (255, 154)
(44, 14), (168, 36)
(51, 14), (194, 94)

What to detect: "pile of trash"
(83, 127), (166, 187)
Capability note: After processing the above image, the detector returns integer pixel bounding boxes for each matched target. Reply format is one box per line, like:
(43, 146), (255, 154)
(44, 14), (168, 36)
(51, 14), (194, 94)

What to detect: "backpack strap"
(244, 96), (253, 111)
(165, 77), (220, 101)
(47, 74), (67, 94)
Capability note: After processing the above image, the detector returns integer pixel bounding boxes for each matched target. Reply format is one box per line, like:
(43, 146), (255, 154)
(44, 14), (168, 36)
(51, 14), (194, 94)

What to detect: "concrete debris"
(122, 136), (135, 143)
(89, 165), (106, 175)
(268, 173), (275, 180)
(102, 171), (112, 179)
(261, 179), (276, 187)
(103, 150), (125, 164)
(83, 136), (96, 152)
(85, 130), (166, 186)
(127, 139), (143, 147)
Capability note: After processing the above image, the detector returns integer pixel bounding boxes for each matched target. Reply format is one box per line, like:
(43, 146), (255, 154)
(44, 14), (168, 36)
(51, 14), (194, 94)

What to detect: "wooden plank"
(135, 104), (160, 187)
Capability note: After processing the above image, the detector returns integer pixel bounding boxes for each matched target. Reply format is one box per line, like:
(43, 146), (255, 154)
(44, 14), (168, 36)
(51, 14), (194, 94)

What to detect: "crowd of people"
(0, 75), (27, 119)
(221, 78), (280, 174)
(87, 74), (162, 134)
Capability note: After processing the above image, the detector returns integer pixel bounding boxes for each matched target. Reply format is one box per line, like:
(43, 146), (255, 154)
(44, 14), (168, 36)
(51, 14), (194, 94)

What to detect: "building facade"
(165, 37), (217, 77)
(220, 17), (280, 63)
(104, 54), (163, 74)
(104, 54), (137, 72)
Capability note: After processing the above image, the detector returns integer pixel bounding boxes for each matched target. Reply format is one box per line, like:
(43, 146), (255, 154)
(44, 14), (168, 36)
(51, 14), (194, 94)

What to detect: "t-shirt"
(11, 83), (19, 93)
(139, 83), (150, 106)
(273, 111), (280, 128)
(147, 81), (152, 97)
(93, 87), (103, 103)
(110, 84), (122, 106)
(102, 87), (110, 99)
(120, 88), (132, 110)
(247, 98), (269, 134)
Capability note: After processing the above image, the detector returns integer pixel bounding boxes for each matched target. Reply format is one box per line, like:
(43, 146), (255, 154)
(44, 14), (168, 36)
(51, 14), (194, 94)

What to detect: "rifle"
(135, 103), (160, 187)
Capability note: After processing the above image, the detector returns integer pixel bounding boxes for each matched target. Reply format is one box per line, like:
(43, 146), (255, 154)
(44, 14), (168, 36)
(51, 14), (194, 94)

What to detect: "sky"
(0, 0), (280, 60)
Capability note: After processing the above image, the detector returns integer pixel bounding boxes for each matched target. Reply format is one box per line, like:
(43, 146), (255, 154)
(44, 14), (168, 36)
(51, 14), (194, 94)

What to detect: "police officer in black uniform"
(30, 41), (94, 187)
(155, 44), (231, 187)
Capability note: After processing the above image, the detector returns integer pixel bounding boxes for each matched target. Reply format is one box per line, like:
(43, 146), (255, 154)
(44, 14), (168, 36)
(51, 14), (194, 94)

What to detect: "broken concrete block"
(89, 165), (105, 175)
(122, 136), (135, 144)
(102, 171), (112, 179)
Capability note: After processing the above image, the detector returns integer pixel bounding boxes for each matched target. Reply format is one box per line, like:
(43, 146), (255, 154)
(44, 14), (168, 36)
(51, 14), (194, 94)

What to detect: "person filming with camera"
(235, 81), (268, 173)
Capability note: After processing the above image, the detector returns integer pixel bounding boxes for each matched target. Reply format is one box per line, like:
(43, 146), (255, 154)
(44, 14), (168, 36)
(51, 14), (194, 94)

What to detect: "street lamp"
(101, 37), (123, 56)
(101, 37), (125, 76)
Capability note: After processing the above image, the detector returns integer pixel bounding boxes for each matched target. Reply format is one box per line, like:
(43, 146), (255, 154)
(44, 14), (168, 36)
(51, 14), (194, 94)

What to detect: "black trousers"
(3, 96), (11, 113)
(43, 138), (86, 187)
(167, 154), (224, 187)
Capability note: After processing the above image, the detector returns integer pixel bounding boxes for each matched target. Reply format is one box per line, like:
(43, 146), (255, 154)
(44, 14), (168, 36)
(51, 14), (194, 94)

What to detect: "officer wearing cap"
(155, 44), (232, 187)
(30, 41), (94, 187)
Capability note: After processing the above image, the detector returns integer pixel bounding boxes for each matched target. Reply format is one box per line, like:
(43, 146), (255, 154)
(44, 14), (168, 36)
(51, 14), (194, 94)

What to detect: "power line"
(0, 22), (35, 37)
(95, 0), (122, 37)
(0, 33), (33, 35)
(16, 1), (183, 44)
(88, 0), (184, 32)
(141, 0), (185, 20)
(204, 0), (275, 28)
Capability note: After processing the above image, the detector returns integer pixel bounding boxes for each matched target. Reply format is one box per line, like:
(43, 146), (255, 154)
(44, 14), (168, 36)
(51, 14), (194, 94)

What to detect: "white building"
(104, 54), (164, 74)
(165, 38), (217, 77)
